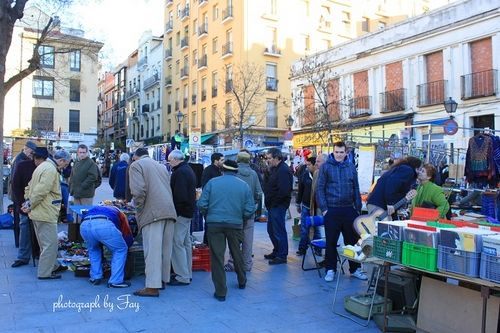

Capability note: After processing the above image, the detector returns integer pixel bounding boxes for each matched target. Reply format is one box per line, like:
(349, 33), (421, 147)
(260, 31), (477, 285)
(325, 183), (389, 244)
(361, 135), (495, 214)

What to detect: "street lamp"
(176, 110), (185, 132)
(285, 115), (294, 129)
(443, 97), (458, 119)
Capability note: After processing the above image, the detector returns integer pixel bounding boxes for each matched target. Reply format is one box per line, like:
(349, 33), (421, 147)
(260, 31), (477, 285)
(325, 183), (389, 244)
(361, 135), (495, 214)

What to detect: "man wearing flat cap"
(197, 159), (255, 302)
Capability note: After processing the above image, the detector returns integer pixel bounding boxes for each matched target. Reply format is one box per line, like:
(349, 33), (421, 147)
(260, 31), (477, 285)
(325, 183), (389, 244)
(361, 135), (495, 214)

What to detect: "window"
(193, 19), (197, 35)
(266, 63), (277, 91)
(69, 109), (80, 132)
(70, 79), (80, 102)
(211, 104), (217, 131)
(38, 45), (54, 68)
(201, 76), (207, 101)
(213, 5), (219, 20)
(32, 76), (54, 99)
(192, 111), (197, 127)
(225, 100), (232, 128)
(212, 37), (218, 54)
(31, 107), (54, 131)
(70, 50), (81, 71)
(342, 11), (351, 31)
(266, 99), (277, 128)
(176, 32), (181, 45)
(193, 49), (198, 66)
(362, 17), (370, 32)
(201, 108), (206, 132)
(177, 4), (181, 17)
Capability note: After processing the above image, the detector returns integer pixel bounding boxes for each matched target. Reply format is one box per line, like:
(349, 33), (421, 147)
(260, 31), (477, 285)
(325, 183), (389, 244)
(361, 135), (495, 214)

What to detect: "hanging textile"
(464, 133), (496, 186)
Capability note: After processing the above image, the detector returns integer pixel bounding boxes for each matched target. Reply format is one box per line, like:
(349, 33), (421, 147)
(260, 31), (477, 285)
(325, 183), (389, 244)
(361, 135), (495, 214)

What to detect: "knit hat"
(25, 141), (37, 151)
(222, 159), (238, 171)
(237, 152), (251, 163)
(134, 148), (149, 157)
(33, 147), (49, 159)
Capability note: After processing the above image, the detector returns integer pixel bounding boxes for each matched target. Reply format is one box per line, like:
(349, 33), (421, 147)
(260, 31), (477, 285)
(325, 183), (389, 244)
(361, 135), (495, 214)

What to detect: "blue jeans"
(266, 206), (288, 259)
(17, 214), (32, 262)
(298, 205), (321, 252)
(80, 219), (128, 284)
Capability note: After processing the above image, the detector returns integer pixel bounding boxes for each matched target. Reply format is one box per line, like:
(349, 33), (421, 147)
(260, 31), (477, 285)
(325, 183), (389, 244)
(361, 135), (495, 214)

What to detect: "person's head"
(32, 147), (49, 166)
(77, 144), (89, 160)
(265, 147), (282, 167)
(332, 141), (347, 163)
(167, 149), (184, 167)
(119, 153), (130, 163)
(211, 152), (224, 168)
(403, 156), (422, 171)
(306, 156), (317, 173)
(418, 164), (437, 183)
(53, 150), (71, 169)
(222, 159), (238, 173)
(316, 153), (328, 169)
(237, 151), (251, 164)
(23, 141), (37, 159)
(133, 148), (149, 159)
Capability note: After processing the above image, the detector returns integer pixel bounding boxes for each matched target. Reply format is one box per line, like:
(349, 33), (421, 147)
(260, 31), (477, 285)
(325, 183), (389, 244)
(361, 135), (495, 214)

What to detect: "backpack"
(94, 163), (102, 189)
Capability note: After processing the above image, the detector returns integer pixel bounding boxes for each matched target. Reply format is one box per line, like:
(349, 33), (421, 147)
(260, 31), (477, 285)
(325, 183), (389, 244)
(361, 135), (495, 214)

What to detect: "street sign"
(189, 130), (201, 147)
(126, 139), (135, 148)
(443, 119), (458, 135)
(284, 130), (294, 140)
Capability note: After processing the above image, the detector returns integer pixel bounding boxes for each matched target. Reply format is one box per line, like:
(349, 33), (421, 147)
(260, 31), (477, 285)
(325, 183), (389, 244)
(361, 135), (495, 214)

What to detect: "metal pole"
(426, 124), (432, 163)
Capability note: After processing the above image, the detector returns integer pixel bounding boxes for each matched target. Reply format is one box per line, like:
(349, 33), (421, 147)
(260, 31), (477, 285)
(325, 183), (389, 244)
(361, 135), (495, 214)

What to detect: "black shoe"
(268, 257), (287, 265)
(52, 265), (68, 274)
(38, 273), (61, 280)
(167, 278), (190, 286)
(264, 253), (277, 260)
(213, 293), (226, 302)
(108, 282), (131, 288)
(89, 278), (102, 286)
(11, 260), (29, 268)
(238, 283), (246, 290)
(296, 250), (306, 256)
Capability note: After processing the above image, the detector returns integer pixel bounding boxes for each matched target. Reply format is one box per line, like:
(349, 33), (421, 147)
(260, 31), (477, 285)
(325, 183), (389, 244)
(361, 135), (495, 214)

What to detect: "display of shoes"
(351, 268), (368, 281)
(324, 270), (335, 282)
(11, 260), (29, 268)
(268, 257), (287, 265)
(133, 288), (159, 297)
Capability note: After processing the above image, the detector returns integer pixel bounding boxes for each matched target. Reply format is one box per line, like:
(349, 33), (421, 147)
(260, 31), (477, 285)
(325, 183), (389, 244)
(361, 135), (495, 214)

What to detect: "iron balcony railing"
(349, 96), (372, 118)
(417, 80), (447, 107)
(181, 37), (189, 49)
(461, 69), (498, 100)
(180, 67), (189, 79)
(266, 77), (278, 91)
(183, 97), (188, 108)
(164, 48), (172, 59)
(225, 79), (233, 93)
(175, 101), (180, 111)
(167, 104), (172, 114)
(212, 86), (218, 97)
(165, 76), (172, 87)
(138, 56), (148, 68)
(222, 42), (233, 56)
(266, 115), (278, 128)
(180, 7), (190, 20)
(264, 45), (281, 56)
(198, 54), (207, 69)
(380, 88), (406, 113)
(165, 20), (173, 33)
(222, 6), (233, 21)
(198, 23), (208, 36)
(201, 90), (207, 101)
(143, 73), (160, 90)
(126, 87), (140, 99)
(192, 94), (197, 105)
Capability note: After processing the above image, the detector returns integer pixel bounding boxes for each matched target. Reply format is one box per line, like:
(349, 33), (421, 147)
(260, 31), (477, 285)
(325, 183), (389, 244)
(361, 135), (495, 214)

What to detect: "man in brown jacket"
(129, 148), (177, 297)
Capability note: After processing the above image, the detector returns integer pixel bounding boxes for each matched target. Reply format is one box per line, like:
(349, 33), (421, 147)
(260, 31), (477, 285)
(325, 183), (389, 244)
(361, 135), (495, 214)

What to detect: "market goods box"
(377, 221), (407, 240)
(437, 245), (481, 277)
(403, 227), (438, 248)
(344, 294), (393, 319)
(482, 234), (500, 257)
(439, 227), (496, 252)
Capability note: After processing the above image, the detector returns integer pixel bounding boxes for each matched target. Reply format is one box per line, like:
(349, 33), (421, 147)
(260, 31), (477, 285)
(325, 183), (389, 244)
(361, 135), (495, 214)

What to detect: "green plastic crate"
(426, 222), (456, 229)
(402, 242), (438, 272)
(374, 236), (403, 263)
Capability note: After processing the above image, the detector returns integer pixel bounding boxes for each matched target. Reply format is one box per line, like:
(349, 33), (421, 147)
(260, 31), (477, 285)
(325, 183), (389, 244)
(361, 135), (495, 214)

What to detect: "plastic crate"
(411, 207), (439, 222)
(437, 245), (480, 277)
(480, 252), (500, 283)
(374, 236), (403, 263)
(192, 246), (211, 272)
(402, 242), (438, 272)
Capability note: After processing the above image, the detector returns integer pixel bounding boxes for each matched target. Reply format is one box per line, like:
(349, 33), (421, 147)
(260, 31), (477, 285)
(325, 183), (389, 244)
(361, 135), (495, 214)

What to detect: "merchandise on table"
(439, 227), (497, 252)
(481, 234), (500, 257)
(403, 227), (438, 248)
(377, 221), (407, 240)
(437, 245), (481, 277)
(479, 252), (500, 283)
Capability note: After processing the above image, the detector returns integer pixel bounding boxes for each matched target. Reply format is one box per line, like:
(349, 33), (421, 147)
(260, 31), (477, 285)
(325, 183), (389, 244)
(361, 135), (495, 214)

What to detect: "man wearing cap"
(69, 144), (100, 205)
(9, 140), (37, 247)
(23, 148), (71, 279)
(129, 148), (177, 297)
(197, 160), (255, 301)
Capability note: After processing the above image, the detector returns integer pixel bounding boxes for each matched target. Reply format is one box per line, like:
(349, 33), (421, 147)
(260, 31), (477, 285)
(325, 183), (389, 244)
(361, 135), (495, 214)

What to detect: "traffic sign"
(189, 130), (201, 147)
(443, 119), (458, 135)
(126, 139), (135, 148)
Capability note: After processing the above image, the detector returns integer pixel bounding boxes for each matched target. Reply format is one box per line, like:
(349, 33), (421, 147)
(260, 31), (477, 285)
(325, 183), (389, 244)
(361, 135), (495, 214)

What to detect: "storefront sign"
(443, 119), (459, 135)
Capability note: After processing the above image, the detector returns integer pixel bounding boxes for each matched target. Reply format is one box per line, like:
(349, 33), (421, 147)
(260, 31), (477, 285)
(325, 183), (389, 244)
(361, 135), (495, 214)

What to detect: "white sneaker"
(351, 268), (368, 281)
(324, 269), (335, 282)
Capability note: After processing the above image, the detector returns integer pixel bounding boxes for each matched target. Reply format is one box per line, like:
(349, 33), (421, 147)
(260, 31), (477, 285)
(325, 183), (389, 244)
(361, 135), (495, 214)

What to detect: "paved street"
(0, 178), (380, 333)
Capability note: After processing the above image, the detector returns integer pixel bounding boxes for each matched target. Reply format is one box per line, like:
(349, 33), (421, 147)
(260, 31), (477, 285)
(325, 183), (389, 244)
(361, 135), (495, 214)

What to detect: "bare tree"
(290, 54), (354, 148)
(220, 62), (266, 148)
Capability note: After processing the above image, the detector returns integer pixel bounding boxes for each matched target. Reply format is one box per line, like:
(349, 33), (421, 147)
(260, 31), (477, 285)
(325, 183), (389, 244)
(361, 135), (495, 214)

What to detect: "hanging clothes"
(465, 133), (497, 186)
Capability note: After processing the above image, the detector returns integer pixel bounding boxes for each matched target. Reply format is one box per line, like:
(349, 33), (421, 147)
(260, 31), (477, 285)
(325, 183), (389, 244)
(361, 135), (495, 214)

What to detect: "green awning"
(201, 133), (214, 144)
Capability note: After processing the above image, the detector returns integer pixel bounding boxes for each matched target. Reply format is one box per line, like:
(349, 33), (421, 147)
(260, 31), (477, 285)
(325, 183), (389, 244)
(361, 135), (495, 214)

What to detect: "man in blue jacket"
(197, 160), (255, 302)
(262, 148), (293, 265)
(109, 153), (130, 200)
(317, 141), (366, 282)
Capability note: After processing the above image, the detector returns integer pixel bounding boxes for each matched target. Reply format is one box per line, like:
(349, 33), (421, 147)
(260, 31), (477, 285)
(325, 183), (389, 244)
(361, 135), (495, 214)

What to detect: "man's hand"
(387, 205), (395, 216)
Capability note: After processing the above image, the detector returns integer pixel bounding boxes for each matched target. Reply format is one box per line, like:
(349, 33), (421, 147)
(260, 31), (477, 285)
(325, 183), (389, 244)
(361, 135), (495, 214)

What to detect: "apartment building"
(97, 72), (115, 150)
(4, 6), (103, 150)
(162, 0), (446, 148)
(290, 0), (499, 153)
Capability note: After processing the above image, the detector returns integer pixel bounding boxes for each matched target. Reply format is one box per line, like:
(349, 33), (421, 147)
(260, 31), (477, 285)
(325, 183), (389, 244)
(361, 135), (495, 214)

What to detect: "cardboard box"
(439, 227), (496, 252)
(482, 234), (500, 257)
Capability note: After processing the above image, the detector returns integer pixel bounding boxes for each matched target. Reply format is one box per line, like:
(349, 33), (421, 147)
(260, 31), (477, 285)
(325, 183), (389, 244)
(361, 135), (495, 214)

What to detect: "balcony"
(212, 86), (217, 97)
(180, 7), (190, 21)
(175, 101), (180, 111)
(126, 87), (140, 100)
(264, 45), (281, 57)
(201, 89), (207, 101)
(349, 96), (372, 118)
(138, 55), (148, 68)
(143, 73), (160, 90)
(166, 0), (173, 7)
(198, 54), (207, 69)
(222, 42), (233, 58)
(266, 115), (278, 128)
(266, 77), (278, 91)
(165, 20), (173, 33)
(380, 88), (406, 113)
(461, 69), (498, 100)
(165, 76), (172, 87)
(417, 80), (447, 107)
(192, 94), (197, 105)
(198, 23), (208, 38)
(180, 67), (189, 80)
(225, 79), (233, 93)
(167, 104), (172, 114)
(222, 6), (233, 23)
(142, 104), (150, 113)
(180, 37), (189, 50)
(164, 48), (172, 60)
(183, 97), (188, 109)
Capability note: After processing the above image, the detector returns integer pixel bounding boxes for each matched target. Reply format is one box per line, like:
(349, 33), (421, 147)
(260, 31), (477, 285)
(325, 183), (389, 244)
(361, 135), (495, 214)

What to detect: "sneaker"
(324, 270), (335, 282)
(351, 268), (368, 281)
(108, 282), (131, 288)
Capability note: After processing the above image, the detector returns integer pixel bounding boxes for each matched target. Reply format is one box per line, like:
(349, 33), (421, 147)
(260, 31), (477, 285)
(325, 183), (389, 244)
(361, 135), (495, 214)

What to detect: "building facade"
(162, 0), (446, 148)
(290, 0), (499, 158)
(4, 6), (103, 150)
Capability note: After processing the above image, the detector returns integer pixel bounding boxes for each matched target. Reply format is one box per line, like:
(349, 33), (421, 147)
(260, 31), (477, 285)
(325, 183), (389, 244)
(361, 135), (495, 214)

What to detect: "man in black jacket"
(201, 153), (224, 188)
(263, 148), (293, 265)
(168, 150), (197, 285)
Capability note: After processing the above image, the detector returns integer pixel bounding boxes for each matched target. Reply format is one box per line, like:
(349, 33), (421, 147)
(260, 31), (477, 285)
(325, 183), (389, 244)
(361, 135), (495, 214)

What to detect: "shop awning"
(201, 133), (214, 144)
(412, 118), (449, 126)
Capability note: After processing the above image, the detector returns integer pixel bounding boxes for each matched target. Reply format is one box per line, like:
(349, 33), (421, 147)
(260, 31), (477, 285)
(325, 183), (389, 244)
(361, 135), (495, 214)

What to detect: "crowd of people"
(7, 139), (451, 301)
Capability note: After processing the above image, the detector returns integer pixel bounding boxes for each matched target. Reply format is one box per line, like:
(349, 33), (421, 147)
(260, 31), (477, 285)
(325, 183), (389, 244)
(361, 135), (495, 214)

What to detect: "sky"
(32, 0), (165, 69)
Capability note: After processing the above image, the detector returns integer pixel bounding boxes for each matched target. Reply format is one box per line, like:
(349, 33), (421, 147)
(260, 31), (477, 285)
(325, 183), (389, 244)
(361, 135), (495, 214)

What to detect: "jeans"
(17, 214), (32, 263)
(80, 219), (128, 284)
(298, 205), (321, 252)
(266, 206), (288, 259)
